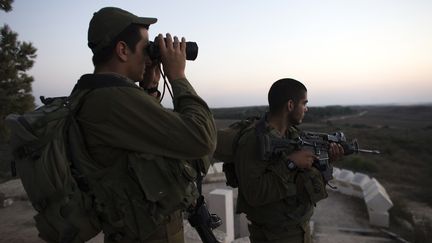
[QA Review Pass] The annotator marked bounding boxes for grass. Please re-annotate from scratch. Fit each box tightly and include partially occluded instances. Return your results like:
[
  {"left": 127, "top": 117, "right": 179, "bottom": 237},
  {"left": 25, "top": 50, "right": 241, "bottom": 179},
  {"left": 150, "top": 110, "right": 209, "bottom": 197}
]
[
  {"left": 335, "top": 155, "right": 378, "bottom": 173},
  {"left": 390, "top": 198, "right": 432, "bottom": 243}
]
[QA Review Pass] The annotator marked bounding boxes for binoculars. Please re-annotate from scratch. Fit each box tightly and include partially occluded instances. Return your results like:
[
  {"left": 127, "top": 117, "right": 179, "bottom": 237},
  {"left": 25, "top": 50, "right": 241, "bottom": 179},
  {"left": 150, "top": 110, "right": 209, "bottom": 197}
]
[{"left": 147, "top": 37, "right": 198, "bottom": 61}]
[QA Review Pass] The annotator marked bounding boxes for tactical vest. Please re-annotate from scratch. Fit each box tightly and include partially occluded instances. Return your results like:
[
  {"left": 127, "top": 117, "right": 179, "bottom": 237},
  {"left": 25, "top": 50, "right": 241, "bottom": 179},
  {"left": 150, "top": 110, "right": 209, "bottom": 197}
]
[
  {"left": 235, "top": 118, "right": 327, "bottom": 231},
  {"left": 73, "top": 74, "right": 201, "bottom": 241}
]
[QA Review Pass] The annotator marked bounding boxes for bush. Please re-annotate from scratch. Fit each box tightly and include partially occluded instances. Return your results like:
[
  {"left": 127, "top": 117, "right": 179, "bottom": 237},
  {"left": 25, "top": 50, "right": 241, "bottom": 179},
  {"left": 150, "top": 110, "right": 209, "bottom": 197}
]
[
  {"left": 0, "top": 142, "right": 12, "bottom": 181},
  {"left": 335, "top": 155, "right": 378, "bottom": 173}
]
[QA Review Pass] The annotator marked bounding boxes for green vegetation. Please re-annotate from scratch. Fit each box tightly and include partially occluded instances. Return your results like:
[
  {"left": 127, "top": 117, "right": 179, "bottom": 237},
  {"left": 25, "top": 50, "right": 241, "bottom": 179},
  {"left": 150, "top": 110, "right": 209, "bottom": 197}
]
[
  {"left": 0, "top": 0, "right": 37, "bottom": 139},
  {"left": 211, "top": 106, "right": 267, "bottom": 120},
  {"left": 0, "top": 0, "right": 36, "bottom": 180},
  {"left": 302, "top": 106, "right": 356, "bottom": 123},
  {"left": 390, "top": 198, "right": 432, "bottom": 243},
  {"left": 336, "top": 155, "right": 378, "bottom": 173},
  {"left": 211, "top": 105, "right": 356, "bottom": 121}
]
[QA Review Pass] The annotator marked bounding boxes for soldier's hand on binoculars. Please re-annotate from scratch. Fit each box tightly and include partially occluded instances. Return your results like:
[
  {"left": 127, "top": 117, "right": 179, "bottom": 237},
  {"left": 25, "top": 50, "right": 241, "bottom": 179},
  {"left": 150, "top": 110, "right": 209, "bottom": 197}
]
[{"left": 157, "top": 33, "right": 186, "bottom": 81}]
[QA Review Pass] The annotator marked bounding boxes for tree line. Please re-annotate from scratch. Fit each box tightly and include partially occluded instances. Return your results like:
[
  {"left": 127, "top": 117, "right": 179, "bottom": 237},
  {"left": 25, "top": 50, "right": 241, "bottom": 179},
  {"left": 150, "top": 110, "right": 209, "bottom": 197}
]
[
  {"left": 211, "top": 105, "right": 356, "bottom": 122},
  {"left": 0, "top": 0, "right": 37, "bottom": 139}
]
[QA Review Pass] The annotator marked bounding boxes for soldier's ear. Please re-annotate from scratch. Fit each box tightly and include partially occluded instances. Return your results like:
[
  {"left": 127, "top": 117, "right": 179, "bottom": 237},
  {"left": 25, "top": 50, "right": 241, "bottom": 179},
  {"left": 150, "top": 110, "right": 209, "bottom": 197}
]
[
  {"left": 287, "top": 100, "right": 295, "bottom": 112},
  {"left": 115, "top": 41, "right": 129, "bottom": 62}
]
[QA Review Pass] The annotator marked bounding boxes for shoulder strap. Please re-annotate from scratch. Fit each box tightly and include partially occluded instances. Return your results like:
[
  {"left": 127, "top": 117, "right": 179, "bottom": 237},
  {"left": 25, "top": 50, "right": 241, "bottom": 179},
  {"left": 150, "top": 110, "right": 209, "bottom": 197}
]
[
  {"left": 254, "top": 115, "right": 267, "bottom": 137},
  {"left": 66, "top": 74, "right": 140, "bottom": 192},
  {"left": 66, "top": 73, "right": 141, "bottom": 170},
  {"left": 72, "top": 73, "right": 140, "bottom": 93},
  {"left": 231, "top": 116, "right": 261, "bottom": 153}
]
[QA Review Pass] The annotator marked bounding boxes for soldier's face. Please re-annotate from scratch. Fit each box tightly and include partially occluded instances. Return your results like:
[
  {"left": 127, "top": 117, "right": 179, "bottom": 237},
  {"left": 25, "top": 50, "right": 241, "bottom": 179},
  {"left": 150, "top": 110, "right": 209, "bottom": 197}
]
[
  {"left": 128, "top": 27, "right": 151, "bottom": 81},
  {"left": 289, "top": 92, "right": 308, "bottom": 125}
]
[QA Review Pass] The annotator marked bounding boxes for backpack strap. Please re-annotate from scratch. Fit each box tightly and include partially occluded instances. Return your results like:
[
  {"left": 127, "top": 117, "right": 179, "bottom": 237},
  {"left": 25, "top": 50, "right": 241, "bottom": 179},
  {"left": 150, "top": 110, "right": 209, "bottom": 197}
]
[
  {"left": 72, "top": 73, "right": 140, "bottom": 92},
  {"left": 231, "top": 116, "right": 261, "bottom": 154},
  {"left": 254, "top": 114, "right": 267, "bottom": 138},
  {"left": 65, "top": 74, "right": 141, "bottom": 193}
]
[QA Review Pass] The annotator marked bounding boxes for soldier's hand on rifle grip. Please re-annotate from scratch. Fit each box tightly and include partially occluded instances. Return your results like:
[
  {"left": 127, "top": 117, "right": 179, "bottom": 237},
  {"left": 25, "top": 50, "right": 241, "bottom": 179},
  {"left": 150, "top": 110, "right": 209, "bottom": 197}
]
[
  {"left": 329, "top": 143, "right": 344, "bottom": 162},
  {"left": 288, "top": 150, "right": 318, "bottom": 169}
]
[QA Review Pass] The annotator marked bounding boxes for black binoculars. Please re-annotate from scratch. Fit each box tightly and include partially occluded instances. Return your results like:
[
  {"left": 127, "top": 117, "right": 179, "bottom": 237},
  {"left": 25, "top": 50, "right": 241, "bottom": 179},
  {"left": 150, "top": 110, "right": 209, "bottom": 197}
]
[{"left": 147, "top": 37, "right": 198, "bottom": 61}]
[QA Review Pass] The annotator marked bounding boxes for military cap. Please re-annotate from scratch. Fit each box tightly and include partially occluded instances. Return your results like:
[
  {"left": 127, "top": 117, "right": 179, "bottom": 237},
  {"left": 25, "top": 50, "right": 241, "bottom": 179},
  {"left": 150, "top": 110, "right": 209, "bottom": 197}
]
[{"left": 88, "top": 7, "right": 157, "bottom": 53}]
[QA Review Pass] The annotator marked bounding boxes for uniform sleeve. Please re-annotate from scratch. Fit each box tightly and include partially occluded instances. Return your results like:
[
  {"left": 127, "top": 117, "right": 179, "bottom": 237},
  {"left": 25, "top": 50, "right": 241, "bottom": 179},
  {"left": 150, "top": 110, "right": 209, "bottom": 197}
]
[
  {"left": 78, "top": 78, "right": 216, "bottom": 159},
  {"left": 235, "top": 132, "right": 297, "bottom": 207}
]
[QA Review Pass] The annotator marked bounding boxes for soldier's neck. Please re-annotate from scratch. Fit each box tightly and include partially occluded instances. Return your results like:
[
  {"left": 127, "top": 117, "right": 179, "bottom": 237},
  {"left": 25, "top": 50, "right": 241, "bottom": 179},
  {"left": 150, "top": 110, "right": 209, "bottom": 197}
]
[{"left": 267, "top": 112, "right": 291, "bottom": 136}]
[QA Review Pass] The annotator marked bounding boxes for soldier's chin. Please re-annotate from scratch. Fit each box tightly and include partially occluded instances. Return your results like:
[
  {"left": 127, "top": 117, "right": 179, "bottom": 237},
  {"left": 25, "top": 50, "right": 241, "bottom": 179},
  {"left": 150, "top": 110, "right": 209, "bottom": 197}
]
[{"left": 292, "top": 120, "right": 301, "bottom": 126}]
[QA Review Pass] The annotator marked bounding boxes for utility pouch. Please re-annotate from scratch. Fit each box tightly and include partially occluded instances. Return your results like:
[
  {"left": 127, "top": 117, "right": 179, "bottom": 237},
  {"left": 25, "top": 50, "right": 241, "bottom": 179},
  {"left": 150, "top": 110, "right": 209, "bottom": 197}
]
[
  {"left": 89, "top": 163, "right": 159, "bottom": 241},
  {"left": 127, "top": 153, "right": 199, "bottom": 216},
  {"left": 300, "top": 168, "right": 328, "bottom": 205}
]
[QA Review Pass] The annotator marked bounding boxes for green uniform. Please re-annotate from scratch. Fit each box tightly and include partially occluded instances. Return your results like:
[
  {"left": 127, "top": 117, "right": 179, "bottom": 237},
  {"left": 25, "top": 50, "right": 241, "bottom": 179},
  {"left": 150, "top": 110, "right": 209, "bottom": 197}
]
[
  {"left": 235, "top": 119, "right": 327, "bottom": 243},
  {"left": 75, "top": 73, "right": 217, "bottom": 242}
]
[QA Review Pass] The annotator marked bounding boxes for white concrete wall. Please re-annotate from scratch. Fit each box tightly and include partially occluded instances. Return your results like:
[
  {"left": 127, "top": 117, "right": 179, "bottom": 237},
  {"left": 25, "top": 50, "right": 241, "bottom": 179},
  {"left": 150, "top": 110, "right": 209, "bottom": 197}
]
[
  {"left": 368, "top": 208, "right": 390, "bottom": 227},
  {"left": 350, "top": 172, "right": 371, "bottom": 198},
  {"left": 341, "top": 169, "right": 393, "bottom": 228},
  {"left": 335, "top": 169, "right": 355, "bottom": 196},
  {"left": 364, "top": 184, "right": 393, "bottom": 212},
  {"left": 209, "top": 189, "right": 235, "bottom": 243}
]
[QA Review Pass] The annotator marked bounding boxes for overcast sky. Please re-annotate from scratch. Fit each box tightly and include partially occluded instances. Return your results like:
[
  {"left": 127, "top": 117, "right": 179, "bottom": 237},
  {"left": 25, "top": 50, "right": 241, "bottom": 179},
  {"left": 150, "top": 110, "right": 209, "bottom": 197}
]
[{"left": 3, "top": 0, "right": 432, "bottom": 108}]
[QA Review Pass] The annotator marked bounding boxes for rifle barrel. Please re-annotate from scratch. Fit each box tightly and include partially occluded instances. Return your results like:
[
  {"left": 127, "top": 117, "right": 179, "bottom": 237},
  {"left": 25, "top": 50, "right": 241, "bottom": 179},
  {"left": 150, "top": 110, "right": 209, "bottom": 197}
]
[{"left": 357, "top": 148, "right": 380, "bottom": 154}]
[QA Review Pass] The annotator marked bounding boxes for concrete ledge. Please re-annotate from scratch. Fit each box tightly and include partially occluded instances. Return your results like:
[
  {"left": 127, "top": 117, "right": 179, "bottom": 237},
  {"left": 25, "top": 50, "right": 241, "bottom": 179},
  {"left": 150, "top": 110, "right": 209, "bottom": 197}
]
[
  {"left": 350, "top": 172, "right": 371, "bottom": 198},
  {"left": 368, "top": 208, "right": 390, "bottom": 227},
  {"left": 330, "top": 168, "right": 393, "bottom": 228},
  {"left": 332, "top": 167, "right": 341, "bottom": 179},
  {"left": 364, "top": 186, "right": 393, "bottom": 212},
  {"left": 325, "top": 167, "right": 340, "bottom": 191},
  {"left": 209, "top": 189, "right": 235, "bottom": 243},
  {"left": 235, "top": 213, "right": 249, "bottom": 239},
  {"left": 363, "top": 178, "right": 385, "bottom": 197},
  {"left": 335, "top": 169, "right": 354, "bottom": 196}
]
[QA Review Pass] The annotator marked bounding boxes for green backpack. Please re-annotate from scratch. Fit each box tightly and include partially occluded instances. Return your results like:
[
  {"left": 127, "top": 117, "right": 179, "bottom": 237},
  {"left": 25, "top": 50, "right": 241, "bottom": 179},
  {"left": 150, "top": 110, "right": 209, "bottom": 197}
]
[
  {"left": 5, "top": 88, "right": 103, "bottom": 243},
  {"left": 213, "top": 117, "right": 261, "bottom": 188}
]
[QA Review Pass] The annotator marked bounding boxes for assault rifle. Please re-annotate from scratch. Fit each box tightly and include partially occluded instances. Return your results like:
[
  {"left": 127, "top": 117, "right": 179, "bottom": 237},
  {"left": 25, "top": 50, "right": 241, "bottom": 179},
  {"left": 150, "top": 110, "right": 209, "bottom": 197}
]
[
  {"left": 258, "top": 131, "right": 380, "bottom": 182},
  {"left": 187, "top": 195, "right": 222, "bottom": 243}
]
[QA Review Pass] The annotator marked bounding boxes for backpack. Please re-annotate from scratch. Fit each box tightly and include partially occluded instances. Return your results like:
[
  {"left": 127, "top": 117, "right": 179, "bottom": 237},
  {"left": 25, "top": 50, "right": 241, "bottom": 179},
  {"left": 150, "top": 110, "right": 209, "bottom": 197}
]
[
  {"left": 213, "top": 117, "right": 261, "bottom": 188},
  {"left": 3, "top": 77, "right": 133, "bottom": 243}
]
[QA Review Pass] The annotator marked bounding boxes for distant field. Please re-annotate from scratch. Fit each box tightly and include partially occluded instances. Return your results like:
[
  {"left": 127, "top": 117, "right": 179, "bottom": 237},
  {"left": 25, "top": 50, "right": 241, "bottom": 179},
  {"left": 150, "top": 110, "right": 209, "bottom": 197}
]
[{"left": 211, "top": 105, "right": 357, "bottom": 123}]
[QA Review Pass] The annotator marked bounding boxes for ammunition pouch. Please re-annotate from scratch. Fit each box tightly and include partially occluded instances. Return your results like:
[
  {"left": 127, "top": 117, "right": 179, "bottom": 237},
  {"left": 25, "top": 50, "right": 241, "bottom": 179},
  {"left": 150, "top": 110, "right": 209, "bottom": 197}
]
[
  {"left": 89, "top": 153, "right": 199, "bottom": 241},
  {"left": 33, "top": 188, "right": 101, "bottom": 243},
  {"left": 296, "top": 168, "right": 328, "bottom": 205}
]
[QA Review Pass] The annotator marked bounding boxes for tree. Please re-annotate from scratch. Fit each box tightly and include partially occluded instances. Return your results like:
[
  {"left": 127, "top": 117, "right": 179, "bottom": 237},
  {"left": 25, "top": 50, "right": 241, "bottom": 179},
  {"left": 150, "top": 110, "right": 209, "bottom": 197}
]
[
  {"left": 0, "top": 0, "right": 37, "bottom": 138},
  {"left": 0, "top": 0, "right": 13, "bottom": 12}
]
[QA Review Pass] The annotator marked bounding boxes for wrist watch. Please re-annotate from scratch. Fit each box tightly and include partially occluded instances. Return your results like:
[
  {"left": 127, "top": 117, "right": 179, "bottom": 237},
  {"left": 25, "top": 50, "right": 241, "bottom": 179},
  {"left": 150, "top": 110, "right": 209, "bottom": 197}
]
[{"left": 285, "top": 159, "right": 297, "bottom": 171}]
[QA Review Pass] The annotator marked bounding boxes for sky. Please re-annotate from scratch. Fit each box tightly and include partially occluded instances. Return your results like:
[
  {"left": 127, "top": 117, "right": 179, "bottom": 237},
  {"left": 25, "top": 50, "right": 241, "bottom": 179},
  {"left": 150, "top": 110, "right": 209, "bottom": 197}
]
[{"left": 2, "top": 0, "right": 432, "bottom": 108}]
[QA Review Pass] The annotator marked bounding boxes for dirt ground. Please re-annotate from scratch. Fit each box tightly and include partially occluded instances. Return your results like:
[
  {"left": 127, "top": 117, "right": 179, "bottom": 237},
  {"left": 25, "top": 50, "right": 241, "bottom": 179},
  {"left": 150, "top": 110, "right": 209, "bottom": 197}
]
[{"left": 0, "top": 178, "right": 403, "bottom": 243}]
